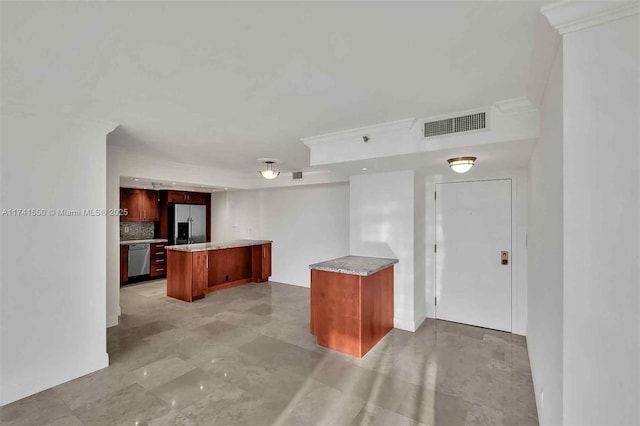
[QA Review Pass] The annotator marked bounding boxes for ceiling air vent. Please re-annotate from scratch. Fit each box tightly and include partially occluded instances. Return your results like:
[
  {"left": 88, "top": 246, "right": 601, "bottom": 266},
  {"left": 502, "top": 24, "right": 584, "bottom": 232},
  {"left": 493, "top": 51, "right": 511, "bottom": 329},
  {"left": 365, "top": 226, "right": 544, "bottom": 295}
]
[
  {"left": 292, "top": 171, "right": 303, "bottom": 180},
  {"left": 424, "top": 111, "right": 486, "bottom": 138}
]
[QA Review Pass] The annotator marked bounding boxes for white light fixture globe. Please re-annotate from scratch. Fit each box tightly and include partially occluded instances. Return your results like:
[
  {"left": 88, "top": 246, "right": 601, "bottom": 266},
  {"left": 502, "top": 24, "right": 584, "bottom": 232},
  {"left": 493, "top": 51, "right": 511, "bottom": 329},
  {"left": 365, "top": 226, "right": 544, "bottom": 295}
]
[
  {"left": 259, "top": 161, "right": 280, "bottom": 179},
  {"left": 447, "top": 157, "right": 476, "bottom": 173}
]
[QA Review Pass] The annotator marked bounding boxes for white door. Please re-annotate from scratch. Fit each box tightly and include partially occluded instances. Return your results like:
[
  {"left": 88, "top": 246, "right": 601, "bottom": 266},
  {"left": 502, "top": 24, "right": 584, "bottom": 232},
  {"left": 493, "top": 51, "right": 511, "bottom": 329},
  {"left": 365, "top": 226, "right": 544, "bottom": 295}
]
[{"left": 435, "top": 179, "right": 512, "bottom": 332}]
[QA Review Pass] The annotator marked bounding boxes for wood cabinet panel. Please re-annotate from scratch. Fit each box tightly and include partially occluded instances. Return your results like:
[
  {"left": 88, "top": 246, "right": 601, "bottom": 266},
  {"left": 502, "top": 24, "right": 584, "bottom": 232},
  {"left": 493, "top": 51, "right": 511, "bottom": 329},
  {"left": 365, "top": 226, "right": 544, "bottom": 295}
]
[
  {"left": 166, "top": 190, "right": 210, "bottom": 205},
  {"left": 192, "top": 252, "right": 208, "bottom": 300},
  {"left": 311, "top": 269, "right": 361, "bottom": 356},
  {"left": 261, "top": 243, "right": 272, "bottom": 280},
  {"left": 167, "top": 242, "right": 272, "bottom": 302},
  {"left": 251, "top": 243, "right": 272, "bottom": 283},
  {"left": 120, "top": 188, "right": 160, "bottom": 222},
  {"left": 150, "top": 242, "right": 166, "bottom": 277},
  {"left": 142, "top": 190, "right": 160, "bottom": 221},
  {"left": 360, "top": 266, "right": 394, "bottom": 356},
  {"left": 150, "top": 263, "right": 166, "bottom": 277},
  {"left": 120, "top": 188, "right": 142, "bottom": 222},
  {"left": 158, "top": 192, "right": 168, "bottom": 239},
  {"left": 167, "top": 251, "right": 193, "bottom": 302},
  {"left": 230, "top": 247, "right": 252, "bottom": 282},
  {"left": 120, "top": 245, "right": 129, "bottom": 283},
  {"left": 188, "top": 192, "right": 208, "bottom": 204},
  {"left": 310, "top": 266, "right": 394, "bottom": 358},
  {"left": 208, "top": 247, "right": 251, "bottom": 287},
  {"left": 208, "top": 248, "right": 227, "bottom": 286},
  {"left": 167, "top": 191, "right": 188, "bottom": 203}
]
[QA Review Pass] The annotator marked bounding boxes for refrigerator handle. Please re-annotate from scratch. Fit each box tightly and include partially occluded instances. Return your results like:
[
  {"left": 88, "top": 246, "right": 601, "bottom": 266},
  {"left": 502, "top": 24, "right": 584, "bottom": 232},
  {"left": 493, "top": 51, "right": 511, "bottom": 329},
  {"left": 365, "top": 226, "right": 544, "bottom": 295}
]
[{"left": 188, "top": 215, "right": 192, "bottom": 243}]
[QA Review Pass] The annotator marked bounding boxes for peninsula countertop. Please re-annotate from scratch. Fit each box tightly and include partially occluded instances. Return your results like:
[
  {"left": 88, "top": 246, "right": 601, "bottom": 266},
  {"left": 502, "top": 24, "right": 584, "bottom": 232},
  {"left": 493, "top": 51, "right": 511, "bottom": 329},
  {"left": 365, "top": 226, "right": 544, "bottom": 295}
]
[
  {"left": 120, "top": 238, "right": 168, "bottom": 245},
  {"left": 166, "top": 239, "right": 273, "bottom": 253},
  {"left": 309, "top": 255, "right": 398, "bottom": 277}
]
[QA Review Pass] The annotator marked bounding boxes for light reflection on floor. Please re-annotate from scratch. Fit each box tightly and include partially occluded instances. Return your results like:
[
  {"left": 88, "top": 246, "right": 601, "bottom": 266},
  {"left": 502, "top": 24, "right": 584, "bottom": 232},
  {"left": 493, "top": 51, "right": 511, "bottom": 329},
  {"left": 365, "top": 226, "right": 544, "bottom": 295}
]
[{"left": 0, "top": 279, "right": 538, "bottom": 425}]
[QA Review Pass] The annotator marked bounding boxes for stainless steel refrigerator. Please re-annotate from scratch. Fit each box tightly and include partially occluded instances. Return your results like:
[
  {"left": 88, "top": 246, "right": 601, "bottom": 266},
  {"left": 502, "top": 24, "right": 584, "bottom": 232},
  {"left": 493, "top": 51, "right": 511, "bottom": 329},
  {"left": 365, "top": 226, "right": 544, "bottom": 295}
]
[{"left": 168, "top": 204, "right": 207, "bottom": 245}]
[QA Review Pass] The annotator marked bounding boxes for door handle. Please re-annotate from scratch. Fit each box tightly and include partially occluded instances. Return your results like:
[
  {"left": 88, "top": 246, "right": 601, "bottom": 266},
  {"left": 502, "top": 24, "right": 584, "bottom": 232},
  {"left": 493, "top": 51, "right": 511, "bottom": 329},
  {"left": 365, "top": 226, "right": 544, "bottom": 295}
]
[{"left": 501, "top": 251, "right": 509, "bottom": 265}]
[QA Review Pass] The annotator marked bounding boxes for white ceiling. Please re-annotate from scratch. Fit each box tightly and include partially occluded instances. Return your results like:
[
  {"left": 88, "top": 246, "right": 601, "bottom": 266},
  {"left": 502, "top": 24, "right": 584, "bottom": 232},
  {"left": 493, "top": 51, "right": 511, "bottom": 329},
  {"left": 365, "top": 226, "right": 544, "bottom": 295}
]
[
  {"left": 323, "top": 140, "right": 537, "bottom": 178},
  {"left": 1, "top": 1, "right": 547, "bottom": 175},
  {"left": 119, "top": 176, "right": 226, "bottom": 193}
]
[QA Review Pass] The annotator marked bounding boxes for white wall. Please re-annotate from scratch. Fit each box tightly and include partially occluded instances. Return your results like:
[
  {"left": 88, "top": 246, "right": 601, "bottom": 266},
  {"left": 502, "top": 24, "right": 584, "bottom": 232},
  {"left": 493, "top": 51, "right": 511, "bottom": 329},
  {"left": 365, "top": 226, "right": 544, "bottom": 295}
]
[
  {"left": 527, "top": 45, "right": 564, "bottom": 426},
  {"left": 413, "top": 172, "right": 426, "bottom": 327},
  {"left": 211, "top": 183, "right": 350, "bottom": 287},
  {"left": 106, "top": 143, "right": 120, "bottom": 327},
  {"left": 424, "top": 169, "right": 529, "bottom": 335},
  {"left": 350, "top": 170, "right": 424, "bottom": 331},
  {"left": 262, "top": 184, "right": 350, "bottom": 287},
  {"left": 562, "top": 15, "right": 639, "bottom": 425},
  {"left": 1, "top": 110, "right": 112, "bottom": 405},
  {"left": 210, "top": 190, "right": 263, "bottom": 241}
]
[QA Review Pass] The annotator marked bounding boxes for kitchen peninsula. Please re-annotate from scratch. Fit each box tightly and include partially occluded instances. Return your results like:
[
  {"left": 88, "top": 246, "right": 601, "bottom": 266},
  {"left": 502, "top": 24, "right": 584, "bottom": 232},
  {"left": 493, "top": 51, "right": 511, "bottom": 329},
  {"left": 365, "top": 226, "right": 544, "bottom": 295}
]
[
  {"left": 166, "top": 239, "right": 272, "bottom": 302},
  {"left": 310, "top": 255, "right": 398, "bottom": 358}
]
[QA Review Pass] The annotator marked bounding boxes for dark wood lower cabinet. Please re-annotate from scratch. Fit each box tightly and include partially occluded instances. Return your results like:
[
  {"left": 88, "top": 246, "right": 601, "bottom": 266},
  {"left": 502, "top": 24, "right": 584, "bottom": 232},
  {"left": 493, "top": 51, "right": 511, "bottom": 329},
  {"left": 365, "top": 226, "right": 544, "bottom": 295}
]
[
  {"left": 120, "top": 245, "right": 128, "bottom": 283},
  {"left": 310, "top": 265, "right": 394, "bottom": 358},
  {"left": 167, "top": 243, "right": 272, "bottom": 302},
  {"left": 209, "top": 247, "right": 252, "bottom": 288},
  {"left": 192, "top": 251, "right": 208, "bottom": 300},
  {"left": 150, "top": 243, "right": 167, "bottom": 278}
]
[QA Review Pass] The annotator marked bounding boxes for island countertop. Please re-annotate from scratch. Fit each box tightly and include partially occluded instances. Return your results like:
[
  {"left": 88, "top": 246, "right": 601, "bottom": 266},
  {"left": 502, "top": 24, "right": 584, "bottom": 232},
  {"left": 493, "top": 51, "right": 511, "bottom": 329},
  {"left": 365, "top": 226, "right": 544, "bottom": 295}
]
[
  {"left": 166, "top": 239, "right": 273, "bottom": 253},
  {"left": 120, "top": 238, "right": 168, "bottom": 245},
  {"left": 309, "top": 255, "right": 398, "bottom": 277}
]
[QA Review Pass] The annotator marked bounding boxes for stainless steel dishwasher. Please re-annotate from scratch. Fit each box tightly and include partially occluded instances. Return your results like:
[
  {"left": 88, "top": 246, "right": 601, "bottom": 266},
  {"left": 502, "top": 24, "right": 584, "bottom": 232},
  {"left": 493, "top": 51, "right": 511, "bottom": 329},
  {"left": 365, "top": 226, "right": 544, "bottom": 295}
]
[{"left": 128, "top": 243, "right": 150, "bottom": 277}]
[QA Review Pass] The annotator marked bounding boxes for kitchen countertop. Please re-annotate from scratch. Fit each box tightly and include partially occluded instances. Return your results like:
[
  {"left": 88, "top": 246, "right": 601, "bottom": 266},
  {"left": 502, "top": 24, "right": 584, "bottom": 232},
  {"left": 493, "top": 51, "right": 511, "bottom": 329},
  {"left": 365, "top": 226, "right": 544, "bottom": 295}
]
[
  {"left": 166, "top": 239, "right": 272, "bottom": 252},
  {"left": 120, "top": 238, "right": 168, "bottom": 245},
  {"left": 309, "top": 255, "right": 398, "bottom": 276}
]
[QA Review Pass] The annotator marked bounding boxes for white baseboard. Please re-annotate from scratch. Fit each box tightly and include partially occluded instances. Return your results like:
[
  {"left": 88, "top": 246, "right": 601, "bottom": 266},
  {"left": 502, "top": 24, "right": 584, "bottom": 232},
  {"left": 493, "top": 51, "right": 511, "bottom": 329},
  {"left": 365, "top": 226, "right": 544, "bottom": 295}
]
[
  {"left": 414, "top": 314, "right": 427, "bottom": 331},
  {"left": 0, "top": 352, "right": 109, "bottom": 406},
  {"left": 107, "top": 314, "right": 119, "bottom": 328},
  {"left": 106, "top": 304, "right": 121, "bottom": 328},
  {"left": 394, "top": 316, "right": 417, "bottom": 332}
]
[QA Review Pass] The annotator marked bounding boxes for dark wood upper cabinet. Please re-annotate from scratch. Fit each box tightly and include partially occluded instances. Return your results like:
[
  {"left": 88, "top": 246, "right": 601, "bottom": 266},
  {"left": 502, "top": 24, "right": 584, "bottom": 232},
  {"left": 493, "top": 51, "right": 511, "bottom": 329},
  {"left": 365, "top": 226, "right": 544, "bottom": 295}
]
[
  {"left": 188, "top": 192, "right": 208, "bottom": 204},
  {"left": 142, "top": 190, "right": 160, "bottom": 222},
  {"left": 167, "top": 191, "right": 188, "bottom": 203},
  {"left": 120, "top": 188, "right": 143, "bottom": 222},
  {"left": 120, "top": 188, "right": 159, "bottom": 222},
  {"left": 166, "top": 190, "right": 209, "bottom": 205}
]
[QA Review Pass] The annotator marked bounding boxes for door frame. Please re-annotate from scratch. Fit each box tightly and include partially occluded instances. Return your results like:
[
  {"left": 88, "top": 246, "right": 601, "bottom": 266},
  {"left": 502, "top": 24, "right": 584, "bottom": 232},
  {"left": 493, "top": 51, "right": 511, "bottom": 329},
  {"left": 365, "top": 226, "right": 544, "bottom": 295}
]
[
  {"left": 424, "top": 171, "right": 527, "bottom": 335},
  {"left": 434, "top": 178, "right": 513, "bottom": 331}
]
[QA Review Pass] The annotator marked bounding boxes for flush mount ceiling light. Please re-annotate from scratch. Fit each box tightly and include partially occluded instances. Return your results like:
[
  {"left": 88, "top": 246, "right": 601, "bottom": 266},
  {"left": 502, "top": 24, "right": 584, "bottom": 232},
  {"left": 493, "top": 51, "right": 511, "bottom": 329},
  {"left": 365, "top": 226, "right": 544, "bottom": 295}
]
[
  {"left": 257, "top": 158, "right": 282, "bottom": 180},
  {"left": 447, "top": 156, "right": 477, "bottom": 173},
  {"left": 259, "top": 161, "right": 280, "bottom": 179}
]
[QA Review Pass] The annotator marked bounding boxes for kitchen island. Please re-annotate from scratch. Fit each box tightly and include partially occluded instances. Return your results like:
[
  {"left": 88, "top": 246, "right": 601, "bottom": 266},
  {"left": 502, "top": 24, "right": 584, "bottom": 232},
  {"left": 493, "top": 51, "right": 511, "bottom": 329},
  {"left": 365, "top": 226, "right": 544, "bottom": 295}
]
[
  {"left": 166, "top": 239, "right": 272, "bottom": 302},
  {"left": 309, "top": 255, "right": 398, "bottom": 357}
]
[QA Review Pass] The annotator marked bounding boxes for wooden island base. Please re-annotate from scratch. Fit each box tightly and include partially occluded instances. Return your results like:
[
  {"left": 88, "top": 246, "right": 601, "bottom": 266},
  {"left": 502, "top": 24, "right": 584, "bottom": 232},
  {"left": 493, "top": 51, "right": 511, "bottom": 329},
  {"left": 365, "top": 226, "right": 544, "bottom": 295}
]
[
  {"left": 166, "top": 241, "right": 271, "bottom": 302},
  {"left": 310, "top": 264, "right": 394, "bottom": 358}
]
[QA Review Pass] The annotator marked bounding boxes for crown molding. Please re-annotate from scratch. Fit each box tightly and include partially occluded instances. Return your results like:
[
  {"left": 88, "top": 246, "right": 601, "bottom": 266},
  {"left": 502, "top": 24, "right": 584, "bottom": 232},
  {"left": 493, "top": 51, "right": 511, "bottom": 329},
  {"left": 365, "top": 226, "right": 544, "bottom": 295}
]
[
  {"left": 1, "top": 100, "right": 119, "bottom": 134},
  {"left": 301, "top": 118, "right": 415, "bottom": 147},
  {"left": 541, "top": 0, "right": 640, "bottom": 35},
  {"left": 495, "top": 97, "right": 538, "bottom": 114}
]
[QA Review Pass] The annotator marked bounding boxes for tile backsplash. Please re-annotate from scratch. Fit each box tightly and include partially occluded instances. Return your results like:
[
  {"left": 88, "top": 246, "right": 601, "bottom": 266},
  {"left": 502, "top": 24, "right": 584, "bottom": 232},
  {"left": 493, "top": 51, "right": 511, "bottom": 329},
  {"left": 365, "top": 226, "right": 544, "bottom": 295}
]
[{"left": 120, "top": 222, "right": 155, "bottom": 240}]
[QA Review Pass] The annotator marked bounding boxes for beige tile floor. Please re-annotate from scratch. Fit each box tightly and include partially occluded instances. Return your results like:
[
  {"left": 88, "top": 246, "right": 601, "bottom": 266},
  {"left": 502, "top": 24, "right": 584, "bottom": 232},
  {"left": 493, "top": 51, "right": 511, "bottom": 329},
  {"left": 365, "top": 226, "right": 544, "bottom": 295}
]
[{"left": 0, "top": 280, "right": 538, "bottom": 426}]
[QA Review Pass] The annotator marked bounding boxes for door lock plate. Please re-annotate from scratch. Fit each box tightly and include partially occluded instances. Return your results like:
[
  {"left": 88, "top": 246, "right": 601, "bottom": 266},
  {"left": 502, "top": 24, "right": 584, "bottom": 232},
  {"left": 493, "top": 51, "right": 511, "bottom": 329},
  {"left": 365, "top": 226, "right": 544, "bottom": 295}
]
[{"left": 501, "top": 251, "right": 509, "bottom": 265}]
